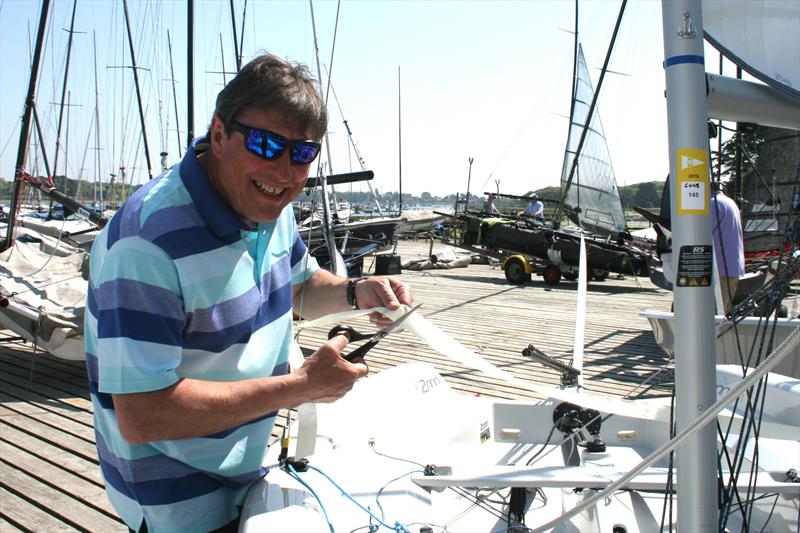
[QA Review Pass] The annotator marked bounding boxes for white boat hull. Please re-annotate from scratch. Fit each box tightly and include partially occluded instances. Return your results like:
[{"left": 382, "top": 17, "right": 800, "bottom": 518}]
[
  {"left": 640, "top": 309, "right": 800, "bottom": 379},
  {"left": 241, "top": 362, "right": 799, "bottom": 532}
]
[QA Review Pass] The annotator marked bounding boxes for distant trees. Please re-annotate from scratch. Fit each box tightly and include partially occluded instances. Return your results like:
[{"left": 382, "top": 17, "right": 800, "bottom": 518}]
[
  {"left": 0, "top": 175, "right": 143, "bottom": 206},
  {"left": 0, "top": 176, "right": 665, "bottom": 210},
  {"left": 632, "top": 181, "right": 660, "bottom": 208},
  {"left": 709, "top": 122, "right": 767, "bottom": 199},
  {"left": 533, "top": 182, "right": 663, "bottom": 208}
]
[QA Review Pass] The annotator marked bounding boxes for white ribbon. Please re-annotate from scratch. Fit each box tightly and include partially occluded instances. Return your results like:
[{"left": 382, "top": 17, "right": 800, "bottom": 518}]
[{"left": 295, "top": 306, "right": 670, "bottom": 422}]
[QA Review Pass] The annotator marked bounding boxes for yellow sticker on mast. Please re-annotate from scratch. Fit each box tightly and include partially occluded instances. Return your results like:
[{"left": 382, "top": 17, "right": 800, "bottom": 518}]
[{"left": 676, "top": 148, "right": 709, "bottom": 215}]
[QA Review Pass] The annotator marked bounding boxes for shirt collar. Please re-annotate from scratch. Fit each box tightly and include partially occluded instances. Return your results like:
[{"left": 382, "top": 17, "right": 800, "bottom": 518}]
[{"left": 180, "top": 135, "right": 250, "bottom": 237}]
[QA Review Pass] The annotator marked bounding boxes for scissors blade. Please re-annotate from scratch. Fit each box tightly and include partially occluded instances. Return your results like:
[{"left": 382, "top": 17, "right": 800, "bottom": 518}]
[{"left": 370, "top": 303, "right": 422, "bottom": 342}]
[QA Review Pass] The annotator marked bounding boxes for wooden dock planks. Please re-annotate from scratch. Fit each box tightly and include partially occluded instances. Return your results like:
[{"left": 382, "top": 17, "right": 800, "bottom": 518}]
[{"left": 0, "top": 238, "right": 674, "bottom": 530}]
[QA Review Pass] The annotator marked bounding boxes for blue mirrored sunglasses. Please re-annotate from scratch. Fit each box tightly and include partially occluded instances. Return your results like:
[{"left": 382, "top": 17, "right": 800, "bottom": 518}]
[{"left": 229, "top": 120, "right": 321, "bottom": 165}]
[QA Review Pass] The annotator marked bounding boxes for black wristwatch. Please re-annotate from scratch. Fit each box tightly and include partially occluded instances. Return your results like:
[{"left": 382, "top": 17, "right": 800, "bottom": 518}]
[{"left": 347, "top": 277, "right": 367, "bottom": 310}]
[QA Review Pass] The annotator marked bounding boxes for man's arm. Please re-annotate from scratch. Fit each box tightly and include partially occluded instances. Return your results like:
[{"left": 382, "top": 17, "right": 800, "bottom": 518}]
[
  {"left": 113, "top": 333, "right": 364, "bottom": 444},
  {"left": 114, "top": 271, "right": 412, "bottom": 444}
]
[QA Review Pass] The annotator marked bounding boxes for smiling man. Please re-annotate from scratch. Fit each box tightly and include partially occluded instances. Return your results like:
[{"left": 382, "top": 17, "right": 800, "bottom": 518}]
[{"left": 85, "top": 53, "right": 413, "bottom": 533}]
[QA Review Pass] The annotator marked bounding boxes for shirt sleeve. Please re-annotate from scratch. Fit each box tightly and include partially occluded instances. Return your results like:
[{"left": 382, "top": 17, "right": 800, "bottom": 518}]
[{"left": 90, "top": 236, "right": 184, "bottom": 394}]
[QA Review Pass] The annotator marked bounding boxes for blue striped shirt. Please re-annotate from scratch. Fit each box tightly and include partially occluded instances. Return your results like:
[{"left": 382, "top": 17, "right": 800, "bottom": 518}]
[{"left": 85, "top": 139, "right": 318, "bottom": 532}]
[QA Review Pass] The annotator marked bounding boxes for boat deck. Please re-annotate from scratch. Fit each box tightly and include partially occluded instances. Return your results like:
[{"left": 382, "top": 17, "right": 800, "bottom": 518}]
[{"left": 0, "top": 238, "right": 674, "bottom": 531}]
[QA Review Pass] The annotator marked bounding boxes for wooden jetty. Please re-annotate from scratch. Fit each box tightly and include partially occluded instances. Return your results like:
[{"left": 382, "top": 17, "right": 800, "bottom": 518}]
[{"left": 0, "top": 238, "right": 674, "bottom": 531}]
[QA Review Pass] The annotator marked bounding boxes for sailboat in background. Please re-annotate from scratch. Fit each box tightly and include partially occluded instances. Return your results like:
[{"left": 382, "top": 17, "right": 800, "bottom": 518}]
[
  {"left": 445, "top": 4, "right": 652, "bottom": 286},
  {"left": 297, "top": 172, "right": 404, "bottom": 268},
  {"left": 559, "top": 44, "right": 626, "bottom": 236},
  {"left": 0, "top": 0, "right": 189, "bottom": 360},
  {"left": 299, "top": 9, "right": 405, "bottom": 276}
]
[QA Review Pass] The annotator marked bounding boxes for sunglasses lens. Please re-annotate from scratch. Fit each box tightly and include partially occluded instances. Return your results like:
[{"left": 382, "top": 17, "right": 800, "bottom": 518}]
[
  {"left": 246, "top": 129, "right": 286, "bottom": 160},
  {"left": 292, "top": 142, "right": 321, "bottom": 165}
]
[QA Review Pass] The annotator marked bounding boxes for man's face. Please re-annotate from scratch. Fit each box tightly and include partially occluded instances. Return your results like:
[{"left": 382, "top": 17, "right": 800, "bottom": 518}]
[{"left": 208, "top": 107, "right": 315, "bottom": 223}]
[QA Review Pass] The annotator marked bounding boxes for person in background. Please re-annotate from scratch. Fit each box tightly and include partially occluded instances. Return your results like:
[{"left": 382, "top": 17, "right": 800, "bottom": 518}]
[
  {"left": 522, "top": 193, "right": 545, "bottom": 222},
  {"left": 85, "top": 53, "right": 413, "bottom": 533},
  {"left": 710, "top": 181, "right": 744, "bottom": 315},
  {"left": 482, "top": 193, "right": 501, "bottom": 215}
]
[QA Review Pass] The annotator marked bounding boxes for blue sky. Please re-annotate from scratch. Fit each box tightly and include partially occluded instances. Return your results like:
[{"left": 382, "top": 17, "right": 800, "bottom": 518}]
[{"left": 0, "top": 0, "right": 744, "bottom": 198}]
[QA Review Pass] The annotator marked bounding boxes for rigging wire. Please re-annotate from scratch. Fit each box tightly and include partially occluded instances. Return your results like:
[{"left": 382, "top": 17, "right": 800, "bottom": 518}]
[
  {"left": 374, "top": 469, "right": 425, "bottom": 523},
  {"left": 658, "top": 388, "right": 676, "bottom": 533},
  {"left": 698, "top": 123, "right": 800, "bottom": 530},
  {"left": 707, "top": 127, "right": 800, "bottom": 530}
]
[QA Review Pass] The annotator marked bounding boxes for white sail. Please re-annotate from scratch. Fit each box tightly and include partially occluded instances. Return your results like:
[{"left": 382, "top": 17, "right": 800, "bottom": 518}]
[
  {"left": 703, "top": 0, "right": 800, "bottom": 99},
  {"left": 560, "top": 44, "right": 626, "bottom": 235}
]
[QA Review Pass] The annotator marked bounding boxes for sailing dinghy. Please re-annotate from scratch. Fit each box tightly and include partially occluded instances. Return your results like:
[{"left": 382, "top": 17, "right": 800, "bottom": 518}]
[{"left": 241, "top": 239, "right": 799, "bottom": 532}]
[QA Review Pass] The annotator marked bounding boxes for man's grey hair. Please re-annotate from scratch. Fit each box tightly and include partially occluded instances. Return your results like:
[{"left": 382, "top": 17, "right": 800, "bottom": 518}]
[{"left": 213, "top": 53, "right": 328, "bottom": 139}]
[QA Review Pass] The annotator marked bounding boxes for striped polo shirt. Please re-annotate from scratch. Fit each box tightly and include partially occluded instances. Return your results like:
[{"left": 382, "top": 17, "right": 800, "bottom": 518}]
[{"left": 84, "top": 139, "right": 318, "bottom": 532}]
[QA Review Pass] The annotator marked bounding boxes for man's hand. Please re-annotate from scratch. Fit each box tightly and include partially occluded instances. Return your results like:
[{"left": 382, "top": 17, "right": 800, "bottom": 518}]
[
  {"left": 355, "top": 276, "right": 414, "bottom": 328},
  {"left": 291, "top": 269, "right": 414, "bottom": 323},
  {"left": 296, "top": 334, "right": 369, "bottom": 403}
]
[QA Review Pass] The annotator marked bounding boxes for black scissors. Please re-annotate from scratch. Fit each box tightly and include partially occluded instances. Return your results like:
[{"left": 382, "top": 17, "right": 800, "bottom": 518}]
[{"left": 327, "top": 304, "right": 422, "bottom": 363}]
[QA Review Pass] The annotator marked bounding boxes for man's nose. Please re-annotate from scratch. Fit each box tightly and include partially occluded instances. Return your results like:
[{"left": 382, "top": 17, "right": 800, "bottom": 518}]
[{"left": 270, "top": 151, "right": 295, "bottom": 182}]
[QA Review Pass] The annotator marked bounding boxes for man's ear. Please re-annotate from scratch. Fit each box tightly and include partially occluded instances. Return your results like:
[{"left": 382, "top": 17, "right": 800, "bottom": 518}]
[{"left": 209, "top": 116, "right": 226, "bottom": 157}]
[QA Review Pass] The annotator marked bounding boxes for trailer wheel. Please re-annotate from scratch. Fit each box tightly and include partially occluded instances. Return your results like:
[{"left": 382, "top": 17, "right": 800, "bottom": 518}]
[
  {"left": 543, "top": 264, "right": 562, "bottom": 285},
  {"left": 504, "top": 258, "right": 528, "bottom": 285},
  {"left": 563, "top": 271, "right": 579, "bottom": 281},
  {"left": 591, "top": 269, "right": 609, "bottom": 281}
]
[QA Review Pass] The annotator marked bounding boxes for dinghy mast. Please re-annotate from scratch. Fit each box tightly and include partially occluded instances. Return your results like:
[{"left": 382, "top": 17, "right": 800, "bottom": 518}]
[
  {"left": 187, "top": 0, "right": 195, "bottom": 148},
  {"left": 166, "top": 30, "right": 183, "bottom": 158},
  {"left": 3, "top": 0, "right": 51, "bottom": 253},
  {"left": 309, "top": 0, "right": 345, "bottom": 276},
  {"left": 661, "top": 0, "right": 718, "bottom": 528},
  {"left": 50, "top": 0, "right": 79, "bottom": 186},
  {"left": 121, "top": 0, "right": 153, "bottom": 180},
  {"left": 554, "top": 0, "right": 627, "bottom": 230}
]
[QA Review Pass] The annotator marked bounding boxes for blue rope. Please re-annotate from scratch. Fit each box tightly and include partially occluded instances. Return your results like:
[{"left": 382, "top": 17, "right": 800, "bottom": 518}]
[
  {"left": 305, "top": 464, "right": 412, "bottom": 532},
  {"left": 285, "top": 464, "right": 335, "bottom": 533}
]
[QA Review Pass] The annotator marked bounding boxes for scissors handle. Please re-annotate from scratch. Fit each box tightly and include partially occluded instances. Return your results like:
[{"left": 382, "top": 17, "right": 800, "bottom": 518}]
[
  {"left": 327, "top": 325, "right": 373, "bottom": 342},
  {"left": 327, "top": 325, "right": 376, "bottom": 363}
]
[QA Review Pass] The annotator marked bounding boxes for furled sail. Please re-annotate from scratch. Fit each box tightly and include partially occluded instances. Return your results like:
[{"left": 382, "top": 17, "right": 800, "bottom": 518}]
[
  {"left": 703, "top": 0, "right": 800, "bottom": 100},
  {"left": 560, "top": 44, "right": 626, "bottom": 236}
]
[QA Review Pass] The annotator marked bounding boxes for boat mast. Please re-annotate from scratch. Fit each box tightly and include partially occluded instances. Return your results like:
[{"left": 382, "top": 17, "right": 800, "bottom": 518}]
[
  {"left": 398, "top": 66, "right": 403, "bottom": 214},
  {"left": 565, "top": 0, "right": 579, "bottom": 213},
  {"left": 219, "top": 33, "right": 228, "bottom": 85},
  {"left": 309, "top": 0, "right": 344, "bottom": 276},
  {"left": 568, "top": 0, "right": 578, "bottom": 133},
  {"left": 51, "top": 0, "right": 79, "bottom": 188},
  {"left": 554, "top": 0, "right": 627, "bottom": 223},
  {"left": 239, "top": 0, "right": 248, "bottom": 66},
  {"left": 93, "top": 31, "right": 105, "bottom": 208},
  {"left": 465, "top": 157, "right": 474, "bottom": 211},
  {"left": 167, "top": 30, "right": 183, "bottom": 158},
  {"left": 3, "top": 0, "right": 51, "bottom": 253},
  {"left": 187, "top": 0, "right": 195, "bottom": 148},
  {"left": 121, "top": 0, "right": 153, "bottom": 180},
  {"left": 229, "top": 0, "right": 241, "bottom": 71},
  {"left": 340, "top": 117, "right": 384, "bottom": 216},
  {"left": 661, "top": 0, "right": 718, "bottom": 529}
]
